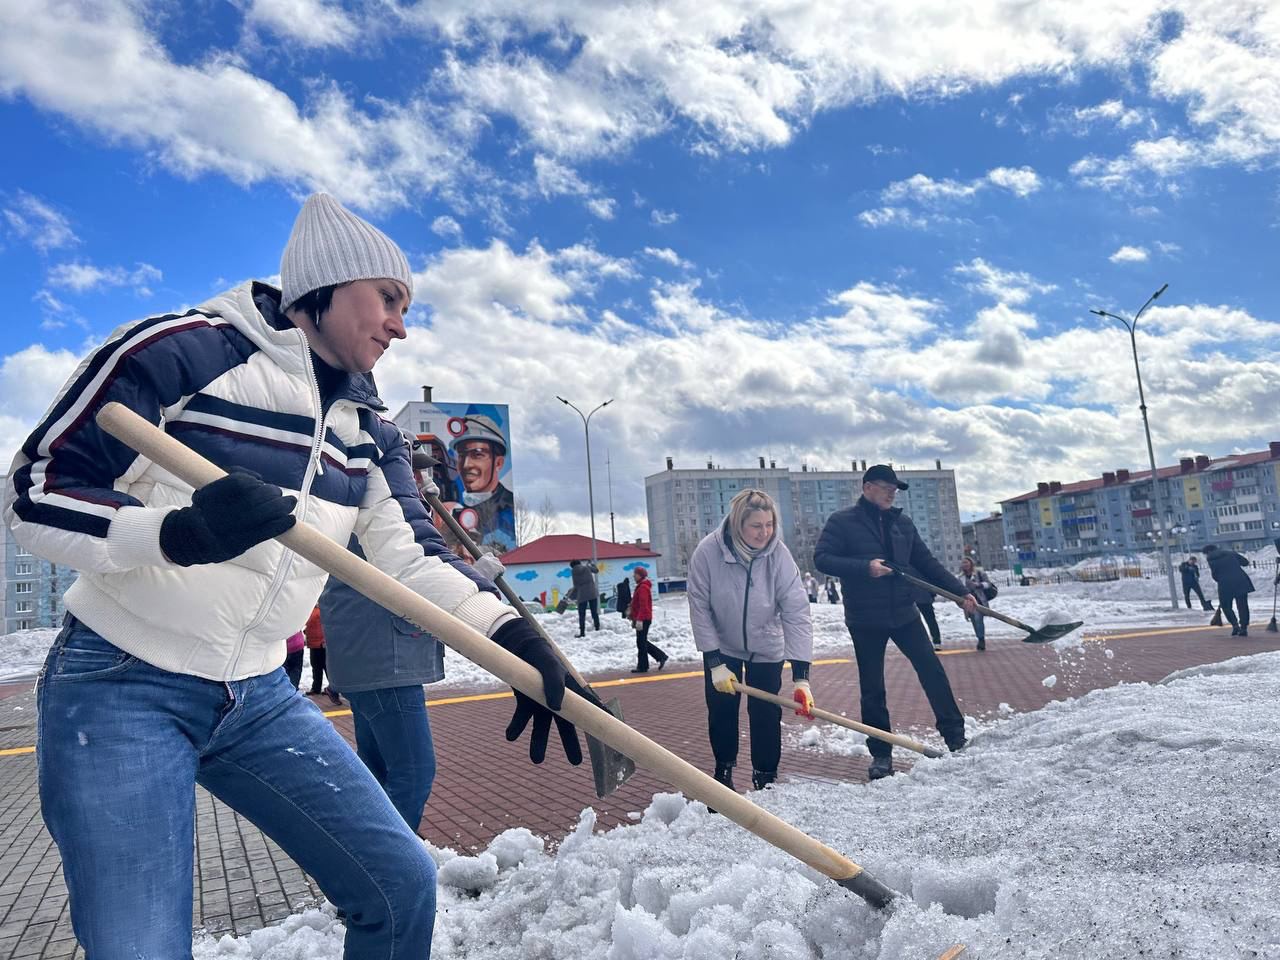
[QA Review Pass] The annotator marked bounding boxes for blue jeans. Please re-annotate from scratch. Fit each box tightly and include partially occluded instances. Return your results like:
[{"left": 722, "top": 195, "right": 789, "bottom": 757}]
[
  {"left": 970, "top": 612, "right": 986, "bottom": 643},
  {"left": 37, "top": 617, "right": 435, "bottom": 959},
  {"left": 345, "top": 687, "right": 436, "bottom": 831}
]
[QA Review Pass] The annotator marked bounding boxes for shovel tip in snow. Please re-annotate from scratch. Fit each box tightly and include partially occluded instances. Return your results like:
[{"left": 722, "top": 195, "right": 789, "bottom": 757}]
[{"left": 835, "top": 869, "right": 900, "bottom": 910}]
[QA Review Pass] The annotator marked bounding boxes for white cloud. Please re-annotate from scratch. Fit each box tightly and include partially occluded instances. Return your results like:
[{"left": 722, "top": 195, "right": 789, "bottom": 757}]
[
  {"left": 1056, "top": 98, "right": 1152, "bottom": 133},
  {"left": 857, "top": 206, "right": 931, "bottom": 229},
  {"left": 430, "top": 215, "right": 463, "bottom": 241},
  {"left": 1109, "top": 245, "right": 1149, "bottom": 263},
  {"left": 46, "top": 261, "right": 162, "bottom": 295},
  {"left": 985, "top": 165, "right": 1042, "bottom": 197},
  {"left": 879, "top": 165, "right": 1041, "bottom": 206},
  {"left": 0, "top": 0, "right": 466, "bottom": 210},
  {"left": 532, "top": 155, "right": 616, "bottom": 220},
  {"left": 643, "top": 247, "right": 689, "bottom": 268},
  {"left": 954, "top": 258, "right": 1056, "bottom": 305},
  {"left": 241, "top": 0, "right": 358, "bottom": 48},
  {"left": 2, "top": 192, "right": 78, "bottom": 251},
  {"left": 650, "top": 209, "right": 678, "bottom": 226},
  {"left": 0, "top": 344, "right": 82, "bottom": 460}
]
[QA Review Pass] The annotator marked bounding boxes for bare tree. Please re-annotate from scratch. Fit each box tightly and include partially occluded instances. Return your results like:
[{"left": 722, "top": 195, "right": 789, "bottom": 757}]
[{"left": 516, "top": 493, "right": 559, "bottom": 545}]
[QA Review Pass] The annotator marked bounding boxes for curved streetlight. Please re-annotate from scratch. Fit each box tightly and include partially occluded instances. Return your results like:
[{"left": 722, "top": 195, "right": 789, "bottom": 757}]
[
  {"left": 556, "top": 396, "right": 613, "bottom": 573},
  {"left": 1091, "top": 283, "right": 1179, "bottom": 610}
]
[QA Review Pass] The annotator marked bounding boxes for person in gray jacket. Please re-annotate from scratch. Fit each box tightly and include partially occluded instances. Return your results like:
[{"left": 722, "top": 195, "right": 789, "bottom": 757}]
[
  {"left": 570, "top": 559, "right": 601, "bottom": 636},
  {"left": 688, "top": 488, "right": 814, "bottom": 793},
  {"left": 320, "top": 451, "right": 506, "bottom": 831}
]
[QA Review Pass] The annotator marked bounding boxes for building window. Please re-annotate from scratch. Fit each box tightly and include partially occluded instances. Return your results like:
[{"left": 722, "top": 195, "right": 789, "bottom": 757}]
[
  {"left": 419, "top": 420, "right": 430, "bottom": 432},
  {"left": 14, "top": 546, "right": 31, "bottom": 557},
  {"left": 15, "top": 562, "right": 32, "bottom": 575},
  {"left": 17, "top": 619, "right": 32, "bottom": 630},
  {"left": 15, "top": 582, "right": 33, "bottom": 594},
  {"left": 15, "top": 601, "right": 33, "bottom": 613}
]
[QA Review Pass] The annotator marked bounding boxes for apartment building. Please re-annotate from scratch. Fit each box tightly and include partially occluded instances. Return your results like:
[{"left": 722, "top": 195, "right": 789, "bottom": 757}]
[
  {"left": 999, "top": 443, "right": 1280, "bottom": 565},
  {"left": 646, "top": 458, "right": 964, "bottom": 579}
]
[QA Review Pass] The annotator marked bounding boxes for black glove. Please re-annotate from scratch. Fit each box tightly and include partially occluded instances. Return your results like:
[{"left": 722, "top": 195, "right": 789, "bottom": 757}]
[
  {"left": 492, "top": 620, "right": 582, "bottom": 765},
  {"left": 160, "top": 469, "right": 297, "bottom": 567}
]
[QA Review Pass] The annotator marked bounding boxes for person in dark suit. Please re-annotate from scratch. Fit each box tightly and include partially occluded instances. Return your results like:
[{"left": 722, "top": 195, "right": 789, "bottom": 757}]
[{"left": 815, "top": 464, "right": 977, "bottom": 780}]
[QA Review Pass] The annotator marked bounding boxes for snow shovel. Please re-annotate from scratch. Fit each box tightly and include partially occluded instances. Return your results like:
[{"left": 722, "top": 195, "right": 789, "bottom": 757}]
[
  {"left": 98, "top": 403, "right": 901, "bottom": 910},
  {"left": 421, "top": 485, "right": 636, "bottom": 798},
  {"left": 737, "top": 683, "right": 945, "bottom": 759},
  {"left": 883, "top": 562, "right": 1083, "bottom": 644},
  {"left": 1267, "top": 579, "right": 1278, "bottom": 633},
  {"left": 1210, "top": 606, "right": 1224, "bottom": 627}
]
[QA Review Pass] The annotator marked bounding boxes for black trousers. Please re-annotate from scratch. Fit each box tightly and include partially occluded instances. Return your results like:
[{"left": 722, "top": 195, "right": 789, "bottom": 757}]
[
  {"left": 284, "top": 648, "right": 304, "bottom": 689},
  {"left": 917, "top": 602, "right": 941, "bottom": 644},
  {"left": 308, "top": 647, "right": 328, "bottom": 693},
  {"left": 634, "top": 621, "right": 667, "bottom": 670},
  {"left": 1221, "top": 593, "right": 1251, "bottom": 629},
  {"left": 849, "top": 617, "right": 965, "bottom": 758},
  {"left": 1183, "top": 581, "right": 1208, "bottom": 608},
  {"left": 577, "top": 598, "right": 600, "bottom": 633},
  {"left": 703, "top": 656, "right": 784, "bottom": 774}
]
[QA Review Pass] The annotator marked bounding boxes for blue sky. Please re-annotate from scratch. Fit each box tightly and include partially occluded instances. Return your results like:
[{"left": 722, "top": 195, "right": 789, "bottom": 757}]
[{"left": 2, "top": 0, "right": 1278, "bottom": 538}]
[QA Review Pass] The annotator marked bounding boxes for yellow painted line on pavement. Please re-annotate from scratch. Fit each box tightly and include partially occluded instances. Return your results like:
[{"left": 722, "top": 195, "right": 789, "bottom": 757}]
[{"left": 0, "top": 629, "right": 1236, "bottom": 757}]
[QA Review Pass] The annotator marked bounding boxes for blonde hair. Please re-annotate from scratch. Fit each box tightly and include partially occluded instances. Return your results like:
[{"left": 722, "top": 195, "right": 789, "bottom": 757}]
[{"left": 728, "top": 488, "right": 779, "bottom": 557}]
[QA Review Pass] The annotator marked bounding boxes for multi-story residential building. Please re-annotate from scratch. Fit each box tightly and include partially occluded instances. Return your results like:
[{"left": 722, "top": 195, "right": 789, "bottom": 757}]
[
  {"left": 2, "top": 474, "right": 73, "bottom": 633},
  {"left": 646, "top": 458, "right": 964, "bottom": 579},
  {"left": 999, "top": 443, "right": 1280, "bottom": 566},
  {"left": 962, "top": 513, "right": 1006, "bottom": 569}
]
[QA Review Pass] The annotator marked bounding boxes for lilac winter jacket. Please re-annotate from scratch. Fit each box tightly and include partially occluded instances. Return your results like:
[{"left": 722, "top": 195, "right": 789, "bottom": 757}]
[{"left": 687, "top": 522, "right": 813, "bottom": 664}]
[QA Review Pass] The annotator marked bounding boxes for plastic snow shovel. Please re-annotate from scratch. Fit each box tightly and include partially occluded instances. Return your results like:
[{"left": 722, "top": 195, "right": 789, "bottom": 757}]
[
  {"left": 1267, "top": 578, "right": 1278, "bottom": 633},
  {"left": 98, "top": 403, "right": 901, "bottom": 910},
  {"left": 737, "top": 683, "right": 945, "bottom": 759},
  {"left": 420, "top": 486, "right": 636, "bottom": 798},
  {"left": 883, "top": 562, "right": 1083, "bottom": 644}
]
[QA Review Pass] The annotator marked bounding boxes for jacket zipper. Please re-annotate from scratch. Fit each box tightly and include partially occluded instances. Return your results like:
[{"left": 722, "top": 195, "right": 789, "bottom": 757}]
[
  {"left": 740, "top": 556, "right": 754, "bottom": 657},
  {"left": 228, "top": 332, "right": 326, "bottom": 677}
]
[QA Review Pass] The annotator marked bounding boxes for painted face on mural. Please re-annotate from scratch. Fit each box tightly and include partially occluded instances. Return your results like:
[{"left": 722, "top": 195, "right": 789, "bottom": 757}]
[{"left": 457, "top": 439, "right": 504, "bottom": 493}]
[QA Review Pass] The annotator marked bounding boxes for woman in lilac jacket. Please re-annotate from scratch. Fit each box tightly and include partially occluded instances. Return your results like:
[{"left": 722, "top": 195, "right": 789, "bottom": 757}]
[{"left": 687, "top": 488, "right": 814, "bottom": 793}]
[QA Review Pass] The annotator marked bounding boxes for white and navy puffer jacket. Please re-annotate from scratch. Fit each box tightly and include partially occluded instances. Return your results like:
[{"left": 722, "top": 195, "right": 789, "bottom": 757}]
[{"left": 3, "top": 281, "right": 515, "bottom": 681}]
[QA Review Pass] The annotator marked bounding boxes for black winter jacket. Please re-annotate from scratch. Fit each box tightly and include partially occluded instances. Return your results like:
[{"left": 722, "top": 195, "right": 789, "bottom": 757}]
[
  {"left": 1206, "top": 550, "right": 1255, "bottom": 597},
  {"left": 814, "top": 497, "right": 970, "bottom": 627}
]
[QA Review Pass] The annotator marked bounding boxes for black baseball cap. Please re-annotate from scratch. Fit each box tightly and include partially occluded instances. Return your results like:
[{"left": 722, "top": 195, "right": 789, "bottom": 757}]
[{"left": 863, "top": 464, "right": 908, "bottom": 490}]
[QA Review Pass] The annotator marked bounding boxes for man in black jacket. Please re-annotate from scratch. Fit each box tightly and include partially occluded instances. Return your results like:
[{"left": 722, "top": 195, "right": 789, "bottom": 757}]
[
  {"left": 1204, "top": 544, "right": 1255, "bottom": 636},
  {"left": 815, "top": 465, "right": 977, "bottom": 779}
]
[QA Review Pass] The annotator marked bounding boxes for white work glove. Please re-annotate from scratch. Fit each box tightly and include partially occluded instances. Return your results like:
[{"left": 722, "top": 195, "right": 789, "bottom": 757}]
[
  {"left": 473, "top": 553, "right": 505, "bottom": 582},
  {"left": 710, "top": 663, "right": 737, "bottom": 694},
  {"left": 792, "top": 679, "right": 814, "bottom": 717}
]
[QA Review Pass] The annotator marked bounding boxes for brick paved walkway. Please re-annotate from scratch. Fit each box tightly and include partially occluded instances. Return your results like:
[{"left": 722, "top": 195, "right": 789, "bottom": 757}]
[{"left": 0, "top": 621, "right": 1275, "bottom": 956}]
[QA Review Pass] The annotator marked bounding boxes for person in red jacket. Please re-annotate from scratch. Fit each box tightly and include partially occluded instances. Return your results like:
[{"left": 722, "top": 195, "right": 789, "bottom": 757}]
[
  {"left": 304, "top": 605, "right": 341, "bottom": 705},
  {"left": 627, "top": 567, "right": 667, "bottom": 673}
]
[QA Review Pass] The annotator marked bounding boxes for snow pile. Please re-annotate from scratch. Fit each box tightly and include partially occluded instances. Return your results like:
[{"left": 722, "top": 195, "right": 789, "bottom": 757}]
[
  {"left": 0, "top": 628, "right": 60, "bottom": 680},
  {"left": 195, "top": 651, "right": 1280, "bottom": 958}
]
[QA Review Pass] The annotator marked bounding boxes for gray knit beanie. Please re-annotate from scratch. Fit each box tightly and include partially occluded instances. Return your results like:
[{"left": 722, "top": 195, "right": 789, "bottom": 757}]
[{"left": 280, "top": 194, "right": 413, "bottom": 310}]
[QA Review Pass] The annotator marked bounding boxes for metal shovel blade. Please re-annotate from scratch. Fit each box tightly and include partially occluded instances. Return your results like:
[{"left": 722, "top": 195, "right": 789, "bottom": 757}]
[
  {"left": 586, "top": 697, "right": 637, "bottom": 797},
  {"left": 1023, "top": 621, "right": 1084, "bottom": 644}
]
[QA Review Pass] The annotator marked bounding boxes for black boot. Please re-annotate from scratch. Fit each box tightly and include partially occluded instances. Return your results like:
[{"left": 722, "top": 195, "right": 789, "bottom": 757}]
[
  {"left": 867, "top": 756, "right": 894, "bottom": 780},
  {"left": 713, "top": 763, "right": 736, "bottom": 790},
  {"left": 1239, "top": 627, "right": 1249, "bottom": 637},
  {"left": 1231, "top": 626, "right": 1241, "bottom": 636},
  {"left": 708, "top": 763, "right": 735, "bottom": 814},
  {"left": 751, "top": 769, "right": 777, "bottom": 791}
]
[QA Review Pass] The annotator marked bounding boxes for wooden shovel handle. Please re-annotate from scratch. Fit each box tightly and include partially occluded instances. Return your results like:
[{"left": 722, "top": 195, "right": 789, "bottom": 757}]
[
  {"left": 738, "top": 683, "right": 945, "bottom": 759},
  {"left": 97, "top": 403, "right": 891, "bottom": 897}
]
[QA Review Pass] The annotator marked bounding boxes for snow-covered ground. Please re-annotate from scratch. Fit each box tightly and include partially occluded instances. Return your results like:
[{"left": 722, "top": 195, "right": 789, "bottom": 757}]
[
  {"left": 0, "top": 569, "right": 1251, "bottom": 686},
  {"left": 193, "top": 651, "right": 1280, "bottom": 958}
]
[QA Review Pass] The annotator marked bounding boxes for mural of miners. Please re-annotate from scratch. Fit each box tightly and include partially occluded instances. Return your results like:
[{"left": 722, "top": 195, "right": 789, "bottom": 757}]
[{"left": 448, "top": 413, "right": 516, "bottom": 552}]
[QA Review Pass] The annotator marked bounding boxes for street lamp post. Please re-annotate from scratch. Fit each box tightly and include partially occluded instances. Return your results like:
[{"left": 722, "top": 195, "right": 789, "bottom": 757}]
[
  {"left": 556, "top": 396, "right": 613, "bottom": 574},
  {"left": 1091, "top": 283, "right": 1180, "bottom": 611}
]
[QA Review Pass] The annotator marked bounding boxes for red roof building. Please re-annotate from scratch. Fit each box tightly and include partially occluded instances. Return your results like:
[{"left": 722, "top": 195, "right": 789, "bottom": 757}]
[{"left": 500, "top": 534, "right": 659, "bottom": 565}]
